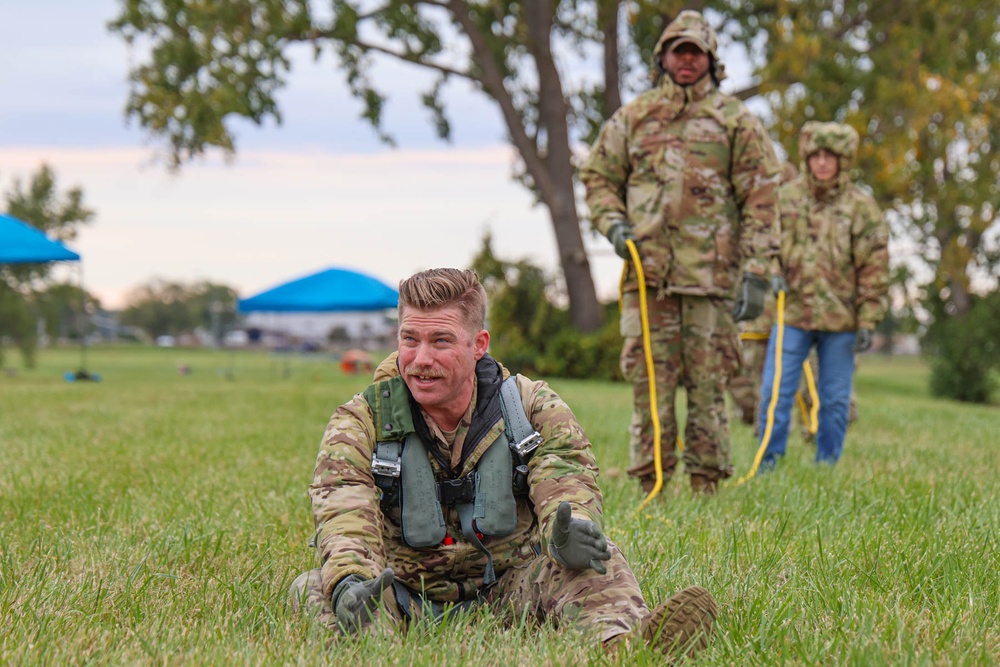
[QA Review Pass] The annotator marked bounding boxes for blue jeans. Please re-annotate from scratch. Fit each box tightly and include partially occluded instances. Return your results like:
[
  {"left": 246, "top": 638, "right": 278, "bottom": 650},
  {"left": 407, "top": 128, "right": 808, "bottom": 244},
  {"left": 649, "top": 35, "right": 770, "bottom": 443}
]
[{"left": 757, "top": 325, "right": 857, "bottom": 467}]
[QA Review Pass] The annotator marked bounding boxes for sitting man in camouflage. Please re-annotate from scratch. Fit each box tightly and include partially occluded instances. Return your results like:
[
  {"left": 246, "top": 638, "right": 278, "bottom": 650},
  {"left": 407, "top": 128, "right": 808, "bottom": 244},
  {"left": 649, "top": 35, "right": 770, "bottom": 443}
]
[{"left": 289, "top": 268, "right": 716, "bottom": 655}]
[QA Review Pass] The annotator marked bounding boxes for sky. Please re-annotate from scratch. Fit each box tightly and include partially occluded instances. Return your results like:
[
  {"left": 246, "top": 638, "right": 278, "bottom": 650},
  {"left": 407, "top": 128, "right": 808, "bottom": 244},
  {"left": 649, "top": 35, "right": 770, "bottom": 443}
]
[{"left": 0, "top": 0, "right": 756, "bottom": 310}]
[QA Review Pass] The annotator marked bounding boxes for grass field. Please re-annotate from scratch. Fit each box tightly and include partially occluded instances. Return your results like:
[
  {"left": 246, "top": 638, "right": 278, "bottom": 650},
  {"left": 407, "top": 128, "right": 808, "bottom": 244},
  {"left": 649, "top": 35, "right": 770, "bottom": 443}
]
[{"left": 2, "top": 346, "right": 998, "bottom": 665}]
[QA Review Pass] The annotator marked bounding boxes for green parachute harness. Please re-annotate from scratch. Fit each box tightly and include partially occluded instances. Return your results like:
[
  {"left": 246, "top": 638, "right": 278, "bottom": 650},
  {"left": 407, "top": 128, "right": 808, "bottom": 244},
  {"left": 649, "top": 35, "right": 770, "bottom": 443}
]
[{"left": 365, "top": 374, "right": 541, "bottom": 585}]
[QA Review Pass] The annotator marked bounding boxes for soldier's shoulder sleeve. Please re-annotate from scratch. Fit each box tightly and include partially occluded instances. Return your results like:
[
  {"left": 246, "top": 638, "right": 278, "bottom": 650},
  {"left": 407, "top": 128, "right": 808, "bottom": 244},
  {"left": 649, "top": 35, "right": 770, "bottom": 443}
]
[
  {"left": 728, "top": 100, "right": 781, "bottom": 274},
  {"left": 580, "top": 104, "right": 635, "bottom": 235},
  {"left": 849, "top": 184, "right": 890, "bottom": 329},
  {"left": 310, "top": 393, "right": 386, "bottom": 596},
  {"left": 515, "top": 375, "right": 604, "bottom": 548}
]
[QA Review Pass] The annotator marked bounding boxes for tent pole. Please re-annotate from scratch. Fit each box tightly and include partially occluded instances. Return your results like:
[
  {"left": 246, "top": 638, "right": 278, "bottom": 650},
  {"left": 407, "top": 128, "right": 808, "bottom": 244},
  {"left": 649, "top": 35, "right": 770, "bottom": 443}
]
[{"left": 79, "top": 261, "right": 87, "bottom": 374}]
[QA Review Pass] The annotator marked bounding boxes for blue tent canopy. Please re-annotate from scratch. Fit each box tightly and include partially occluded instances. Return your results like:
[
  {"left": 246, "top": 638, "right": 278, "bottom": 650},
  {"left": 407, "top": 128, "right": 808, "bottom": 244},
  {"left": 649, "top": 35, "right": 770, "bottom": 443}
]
[
  {"left": 0, "top": 213, "right": 80, "bottom": 263},
  {"left": 238, "top": 267, "right": 398, "bottom": 313}
]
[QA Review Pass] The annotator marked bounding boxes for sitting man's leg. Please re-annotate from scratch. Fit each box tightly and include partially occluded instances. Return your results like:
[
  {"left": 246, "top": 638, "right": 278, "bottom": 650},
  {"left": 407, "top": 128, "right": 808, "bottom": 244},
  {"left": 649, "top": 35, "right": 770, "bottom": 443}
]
[{"left": 485, "top": 540, "right": 716, "bottom": 655}]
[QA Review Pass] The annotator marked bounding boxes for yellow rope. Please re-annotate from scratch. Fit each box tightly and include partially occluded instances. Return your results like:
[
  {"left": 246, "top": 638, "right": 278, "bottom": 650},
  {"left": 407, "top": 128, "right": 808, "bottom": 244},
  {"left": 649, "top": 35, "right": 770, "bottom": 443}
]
[
  {"left": 619, "top": 241, "right": 673, "bottom": 510},
  {"left": 795, "top": 391, "right": 808, "bottom": 429},
  {"left": 802, "top": 360, "right": 819, "bottom": 435},
  {"left": 734, "top": 290, "right": 785, "bottom": 486}
]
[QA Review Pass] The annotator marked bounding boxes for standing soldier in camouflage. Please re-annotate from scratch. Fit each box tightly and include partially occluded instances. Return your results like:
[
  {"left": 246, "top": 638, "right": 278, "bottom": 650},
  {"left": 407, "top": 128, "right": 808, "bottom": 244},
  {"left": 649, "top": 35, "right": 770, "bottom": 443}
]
[
  {"left": 581, "top": 10, "right": 781, "bottom": 495},
  {"left": 757, "top": 122, "right": 889, "bottom": 467},
  {"left": 288, "top": 268, "right": 716, "bottom": 655}
]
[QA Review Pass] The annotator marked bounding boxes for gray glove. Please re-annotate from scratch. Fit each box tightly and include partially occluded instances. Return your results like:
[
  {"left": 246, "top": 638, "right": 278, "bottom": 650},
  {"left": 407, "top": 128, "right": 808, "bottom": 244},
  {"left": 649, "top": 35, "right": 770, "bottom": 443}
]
[
  {"left": 770, "top": 273, "right": 789, "bottom": 295},
  {"left": 732, "top": 272, "right": 769, "bottom": 322},
  {"left": 854, "top": 328, "right": 873, "bottom": 353},
  {"left": 549, "top": 501, "right": 611, "bottom": 574},
  {"left": 331, "top": 568, "right": 395, "bottom": 633},
  {"left": 607, "top": 222, "right": 637, "bottom": 261}
]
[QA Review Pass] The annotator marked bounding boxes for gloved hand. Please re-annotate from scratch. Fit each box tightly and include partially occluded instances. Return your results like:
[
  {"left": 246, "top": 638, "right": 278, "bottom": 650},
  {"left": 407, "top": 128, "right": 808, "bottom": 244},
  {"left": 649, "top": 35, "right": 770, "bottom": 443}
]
[
  {"left": 770, "top": 273, "right": 789, "bottom": 295},
  {"left": 607, "top": 221, "right": 638, "bottom": 261},
  {"left": 854, "top": 328, "right": 873, "bottom": 353},
  {"left": 549, "top": 501, "right": 611, "bottom": 574},
  {"left": 732, "top": 272, "right": 769, "bottom": 322},
  {"left": 332, "top": 568, "right": 395, "bottom": 633}
]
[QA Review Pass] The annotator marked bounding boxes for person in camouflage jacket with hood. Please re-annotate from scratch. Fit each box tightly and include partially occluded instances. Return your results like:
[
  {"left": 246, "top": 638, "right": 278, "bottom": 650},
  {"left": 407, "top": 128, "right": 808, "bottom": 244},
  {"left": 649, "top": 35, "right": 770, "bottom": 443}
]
[
  {"left": 288, "top": 268, "right": 716, "bottom": 656},
  {"left": 756, "top": 122, "right": 889, "bottom": 467},
  {"left": 580, "top": 10, "right": 781, "bottom": 495}
]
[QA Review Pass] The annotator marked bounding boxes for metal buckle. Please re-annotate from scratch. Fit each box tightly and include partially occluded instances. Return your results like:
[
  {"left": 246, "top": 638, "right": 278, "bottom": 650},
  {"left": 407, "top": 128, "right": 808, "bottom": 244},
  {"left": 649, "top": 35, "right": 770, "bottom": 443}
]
[
  {"left": 371, "top": 451, "right": 401, "bottom": 478},
  {"left": 513, "top": 432, "right": 543, "bottom": 458}
]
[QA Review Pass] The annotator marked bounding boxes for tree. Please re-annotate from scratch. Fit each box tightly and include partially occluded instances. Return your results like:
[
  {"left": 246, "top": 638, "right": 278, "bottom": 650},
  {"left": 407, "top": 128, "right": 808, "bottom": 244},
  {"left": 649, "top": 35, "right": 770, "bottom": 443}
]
[
  {"left": 109, "top": 1, "right": 707, "bottom": 332},
  {"left": 33, "top": 282, "right": 103, "bottom": 341},
  {"left": 120, "top": 278, "right": 238, "bottom": 340},
  {"left": 717, "top": 0, "right": 1000, "bottom": 319},
  {"left": 0, "top": 164, "right": 94, "bottom": 367}
]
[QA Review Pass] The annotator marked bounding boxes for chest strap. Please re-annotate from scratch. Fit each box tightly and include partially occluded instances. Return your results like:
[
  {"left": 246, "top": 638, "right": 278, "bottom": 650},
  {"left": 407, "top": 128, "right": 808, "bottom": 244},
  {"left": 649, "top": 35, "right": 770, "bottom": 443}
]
[{"left": 368, "top": 375, "right": 543, "bottom": 585}]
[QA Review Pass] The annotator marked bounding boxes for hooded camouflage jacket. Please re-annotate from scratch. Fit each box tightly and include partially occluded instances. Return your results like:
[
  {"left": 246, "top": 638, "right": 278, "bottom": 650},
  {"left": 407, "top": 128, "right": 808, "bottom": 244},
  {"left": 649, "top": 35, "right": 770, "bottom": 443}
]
[
  {"left": 778, "top": 122, "right": 889, "bottom": 331},
  {"left": 580, "top": 72, "right": 781, "bottom": 295},
  {"left": 309, "top": 353, "right": 604, "bottom": 603}
]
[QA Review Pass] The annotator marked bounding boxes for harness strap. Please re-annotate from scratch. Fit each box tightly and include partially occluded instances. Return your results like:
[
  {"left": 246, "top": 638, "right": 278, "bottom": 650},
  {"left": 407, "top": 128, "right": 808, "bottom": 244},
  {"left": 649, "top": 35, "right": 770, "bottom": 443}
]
[
  {"left": 456, "top": 501, "right": 497, "bottom": 585},
  {"left": 499, "top": 376, "right": 542, "bottom": 461}
]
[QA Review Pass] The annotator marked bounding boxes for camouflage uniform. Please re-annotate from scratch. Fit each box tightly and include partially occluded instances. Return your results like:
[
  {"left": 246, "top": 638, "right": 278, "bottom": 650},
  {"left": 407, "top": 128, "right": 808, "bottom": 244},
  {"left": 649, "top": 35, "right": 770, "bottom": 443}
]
[
  {"left": 728, "top": 295, "right": 774, "bottom": 427},
  {"left": 580, "top": 11, "right": 780, "bottom": 490},
  {"left": 294, "top": 352, "right": 652, "bottom": 642},
  {"left": 757, "top": 122, "right": 889, "bottom": 466}
]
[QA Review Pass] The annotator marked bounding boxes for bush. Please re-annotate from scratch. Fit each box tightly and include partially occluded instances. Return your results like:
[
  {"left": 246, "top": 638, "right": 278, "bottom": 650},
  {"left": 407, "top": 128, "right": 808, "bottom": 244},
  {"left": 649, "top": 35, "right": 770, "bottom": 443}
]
[{"left": 923, "top": 289, "right": 1000, "bottom": 403}]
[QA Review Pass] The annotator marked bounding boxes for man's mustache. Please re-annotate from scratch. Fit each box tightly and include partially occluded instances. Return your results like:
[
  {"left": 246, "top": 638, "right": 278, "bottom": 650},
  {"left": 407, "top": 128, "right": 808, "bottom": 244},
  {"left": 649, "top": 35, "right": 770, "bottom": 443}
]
[{"left": 404, "top": 365, "right": 446, "bottom": 379}]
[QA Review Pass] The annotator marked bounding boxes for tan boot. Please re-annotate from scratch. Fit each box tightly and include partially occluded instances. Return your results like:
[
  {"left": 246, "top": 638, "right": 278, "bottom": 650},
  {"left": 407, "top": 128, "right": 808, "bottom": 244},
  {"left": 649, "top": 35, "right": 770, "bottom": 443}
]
[
  {"left": 640, "top": 476, "right": 657, "bottom": 494},
  {"left": 641, "top": 585, "right": 717, "bottom": 656},
  {"left": 287, "top": 568, "right": 326, "bottom": 615},
  {"left": 689, "top": 474, "right": 718, "bottom": 496}
]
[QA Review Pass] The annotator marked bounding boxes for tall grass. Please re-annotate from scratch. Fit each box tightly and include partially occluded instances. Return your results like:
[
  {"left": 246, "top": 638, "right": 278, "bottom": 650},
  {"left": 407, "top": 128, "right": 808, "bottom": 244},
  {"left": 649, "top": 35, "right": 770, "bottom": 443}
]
[{"left": 1, "top": 348, "right": 997, "bottom": 665}]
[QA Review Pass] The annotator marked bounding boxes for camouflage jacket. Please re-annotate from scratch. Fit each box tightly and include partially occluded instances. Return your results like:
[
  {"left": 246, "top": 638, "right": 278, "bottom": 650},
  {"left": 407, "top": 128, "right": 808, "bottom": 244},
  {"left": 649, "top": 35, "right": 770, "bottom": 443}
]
[
  {"left": 309, "top": 353, "right": 604, "bottom": 603},
  {"left": 777, "top": 174, "right": 889, "bottom": 331},
  {"left": 580, "top": 74, "right": 781, "bottom": 295}
]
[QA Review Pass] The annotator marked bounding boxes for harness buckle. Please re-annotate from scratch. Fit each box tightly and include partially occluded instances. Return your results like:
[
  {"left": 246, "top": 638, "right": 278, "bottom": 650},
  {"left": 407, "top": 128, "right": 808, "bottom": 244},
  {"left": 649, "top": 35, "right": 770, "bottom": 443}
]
[
  {"left": 512, "top": 431, "right": 543, "bottom": 459},
  {"left": 371, "top": 450, "right": 402, "bottom": 479},
  {"left": 438, "top": 476, "right": 477, "bottom": 505}
]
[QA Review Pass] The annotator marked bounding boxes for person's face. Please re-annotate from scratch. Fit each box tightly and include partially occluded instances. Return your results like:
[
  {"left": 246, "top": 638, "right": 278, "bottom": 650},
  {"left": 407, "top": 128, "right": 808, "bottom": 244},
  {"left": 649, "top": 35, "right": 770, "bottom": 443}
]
[
  {"left": 807, "top": 148, "right": 840, "bottom": 181},
  {"left": 397, "top": 303, "right": 489, "bottom": 417},
  {"left": 662, "top": 41, "right": 710, "bottom": 86}
]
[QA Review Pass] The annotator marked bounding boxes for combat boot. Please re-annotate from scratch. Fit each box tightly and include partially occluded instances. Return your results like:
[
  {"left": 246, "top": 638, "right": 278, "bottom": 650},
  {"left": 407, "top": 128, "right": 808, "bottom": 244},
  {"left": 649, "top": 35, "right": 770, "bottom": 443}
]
[
  {"left": 641, "top": 585, "right": 717, "bottom": 656},
  {"left": 689, "top": 474, "right": 718, "bottom": 496},
  {"left": 287, "top": 568, "right": 326, "bottom": 615}
]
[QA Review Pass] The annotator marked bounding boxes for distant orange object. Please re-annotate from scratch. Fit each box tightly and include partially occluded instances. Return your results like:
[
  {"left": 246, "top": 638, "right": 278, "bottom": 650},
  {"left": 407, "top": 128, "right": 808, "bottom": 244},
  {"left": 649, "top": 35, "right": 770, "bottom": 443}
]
[{"left": 339, "top": 349, "right": 374, "bottom": 375}]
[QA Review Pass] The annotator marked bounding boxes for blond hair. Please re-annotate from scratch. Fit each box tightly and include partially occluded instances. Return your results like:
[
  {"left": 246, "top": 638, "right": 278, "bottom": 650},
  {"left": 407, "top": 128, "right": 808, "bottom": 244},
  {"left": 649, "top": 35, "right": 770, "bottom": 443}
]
[{"left": 398, "top": 268, "right": 487, "bottom": 332}]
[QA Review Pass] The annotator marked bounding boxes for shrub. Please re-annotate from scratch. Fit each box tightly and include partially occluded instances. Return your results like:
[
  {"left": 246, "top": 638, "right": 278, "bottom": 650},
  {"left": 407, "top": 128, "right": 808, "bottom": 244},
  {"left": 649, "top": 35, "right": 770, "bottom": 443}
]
[{"left": 923, "top": 288, "right": 1000, "bottom": 403}]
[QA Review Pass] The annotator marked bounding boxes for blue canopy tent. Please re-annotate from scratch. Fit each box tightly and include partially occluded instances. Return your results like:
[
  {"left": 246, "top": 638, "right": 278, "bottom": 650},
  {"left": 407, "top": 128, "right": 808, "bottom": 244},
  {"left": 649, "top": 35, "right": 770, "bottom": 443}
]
[
  {"left": 236, "top": 267, "right": 398, "bottom": 377},
  {"left": 238, "top": 267, "right": 399, "bottom": 313},
  {"left": 0, "top": 213, "right": 96, "bottom": 380}
]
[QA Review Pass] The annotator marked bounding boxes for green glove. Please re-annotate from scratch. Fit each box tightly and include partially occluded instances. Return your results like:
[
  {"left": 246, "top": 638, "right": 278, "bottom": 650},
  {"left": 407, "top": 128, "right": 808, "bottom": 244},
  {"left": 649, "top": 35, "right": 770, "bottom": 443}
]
[
  {"left": 549, "top": 501, "right": 611, "bottom": 574},
  {"left": 331, "top": 568, "right": 395, "bottom": 633},
  {"left": 607, "top": 222, "right": 637, "bottom": 261},
  {"left": 732, "top": 272, "right": 768, "bottom": 322},
  {"left": 854, "top": 328, "right": 873, "bottom": 353}
]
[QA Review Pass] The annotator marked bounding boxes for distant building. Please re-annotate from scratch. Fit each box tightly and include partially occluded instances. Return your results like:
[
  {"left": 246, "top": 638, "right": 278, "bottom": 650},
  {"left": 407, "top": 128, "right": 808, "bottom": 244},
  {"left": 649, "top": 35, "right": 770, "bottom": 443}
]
[{"left": 240, "top": 311, "right": 397, "bottom": 349}]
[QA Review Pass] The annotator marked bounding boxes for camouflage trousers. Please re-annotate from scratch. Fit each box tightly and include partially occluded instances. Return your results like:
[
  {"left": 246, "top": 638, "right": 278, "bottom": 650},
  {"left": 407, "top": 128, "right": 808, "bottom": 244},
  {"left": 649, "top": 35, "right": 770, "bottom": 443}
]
[
  {"left": 620, "top": 291, "right": 738, "bottom": 484},
  {"left": 728, "top": 334, "right": 769, "bottom": 426},
  {"left": 290, "top": 540, "right": 649, "bottom": 643}
]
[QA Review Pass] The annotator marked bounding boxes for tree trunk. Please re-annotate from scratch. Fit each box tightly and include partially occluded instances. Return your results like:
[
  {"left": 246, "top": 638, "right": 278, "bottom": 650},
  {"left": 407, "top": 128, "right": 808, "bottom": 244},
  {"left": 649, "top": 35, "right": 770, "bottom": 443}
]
[{"left": 452, "top": 0, "right": 602, "bottom": 331}]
